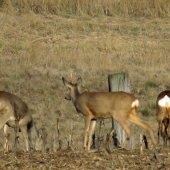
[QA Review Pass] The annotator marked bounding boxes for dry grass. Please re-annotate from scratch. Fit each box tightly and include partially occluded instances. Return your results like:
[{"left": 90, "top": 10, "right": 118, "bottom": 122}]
[
  {"left": 1, "top": 0, "right": 170, "bottom": 17},
  {"left": 0, "top": 0, "right": 170, "bottom": 158}
]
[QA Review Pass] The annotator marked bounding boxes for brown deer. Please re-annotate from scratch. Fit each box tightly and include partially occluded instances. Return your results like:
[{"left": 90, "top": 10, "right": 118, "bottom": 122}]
[
  {"left": 0, "top": 91, "right": 33, "bottom": 153},
  {"left": 156, "top": 90, "right": 170, "bottom": 147},
  {"left": 62, "top": 77, "right": 156, "bottom": 150}
]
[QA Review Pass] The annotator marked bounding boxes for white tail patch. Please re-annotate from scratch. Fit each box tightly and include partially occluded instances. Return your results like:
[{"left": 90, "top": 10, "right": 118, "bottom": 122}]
[
  {"left": 158, "top": 95, "right": 170, "bottom": 107},
  {"left": 132, "top": 99, "right": 139, "bottom": 108}
]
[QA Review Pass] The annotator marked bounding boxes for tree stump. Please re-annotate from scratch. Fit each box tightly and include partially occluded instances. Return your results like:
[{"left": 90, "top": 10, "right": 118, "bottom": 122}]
[{"left": 108, "top": 73, "right": 135, "bottom": 149}]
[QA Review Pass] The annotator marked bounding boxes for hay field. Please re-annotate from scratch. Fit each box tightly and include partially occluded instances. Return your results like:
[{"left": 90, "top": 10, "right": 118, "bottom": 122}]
[{"left": 0, "top": 0, "right": 170, "bottom": 169}]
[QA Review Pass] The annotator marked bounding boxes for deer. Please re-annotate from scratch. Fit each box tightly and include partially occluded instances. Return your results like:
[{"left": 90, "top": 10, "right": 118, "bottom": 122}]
[
  {"left": 156, "top": 90, "right": 170, "bottom": 147},
  {"left": 0, "top": 91, "right": 34, "bottom": 153},
  {"left": 62, "top": 77, "right": 156, "bottom": 150}
]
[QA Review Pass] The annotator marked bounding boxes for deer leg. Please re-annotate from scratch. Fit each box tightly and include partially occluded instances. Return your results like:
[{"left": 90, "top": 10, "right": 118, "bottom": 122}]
[
  {"left": 19, "top": 114, "right": 32, "bottom": 152},
  {"left": 164, "top": 133, "right": 168, "bottom": 147},
  {"left": 157, "top": 121, "right": 162, "bottom": 146},
  {"left": 20, "top": 126, "right": 29, "bottom": 152},
  {"left": 4, "top": 124, "right": 9, "bottom": 154},
  {"left": 84, "top": 117, "right": 91, "bottom": 150},
  {"left": 166, "top": 118, "right": 170, "bottom": 147},
  {"left": 112, "top": 111, "right": 132, "bottom": 148},
  {"left": 127, "top": 113, "right": 156, "bottom": 146},
  {"left": 161, "top": 123, "right": 167, "bottom": 147},
  {"left": 117, "top": 120, "right": 132, "bottom": 148},
  {"left": 87, "top": 120, "right": 96, "bottom": 150}
]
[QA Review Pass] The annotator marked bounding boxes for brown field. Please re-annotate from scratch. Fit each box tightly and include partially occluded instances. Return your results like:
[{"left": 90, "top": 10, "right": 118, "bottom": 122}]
[{"left": 0, "top": 0, "right": 170, "bottom": 169}]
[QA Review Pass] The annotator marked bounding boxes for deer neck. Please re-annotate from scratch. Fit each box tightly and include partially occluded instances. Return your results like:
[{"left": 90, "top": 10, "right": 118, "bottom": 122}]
[{"left": 71, "top": 88, "right": 80, "bottom": 107}]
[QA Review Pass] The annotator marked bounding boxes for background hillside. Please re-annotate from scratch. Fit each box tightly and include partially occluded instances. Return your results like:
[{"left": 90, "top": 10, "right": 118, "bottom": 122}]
[{"left": 0, "top": 0, "right": 170, "bottom": 152}]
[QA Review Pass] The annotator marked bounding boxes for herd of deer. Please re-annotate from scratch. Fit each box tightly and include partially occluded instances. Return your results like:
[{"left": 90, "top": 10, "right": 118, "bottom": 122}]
[{"left": 0, "top": 76, "right": 170, "bottom": 154}]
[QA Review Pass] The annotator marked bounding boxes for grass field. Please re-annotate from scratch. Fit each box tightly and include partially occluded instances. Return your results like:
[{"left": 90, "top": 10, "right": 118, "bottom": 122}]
[{"left": 0, "top": 0, "right": 170, "bottom": 168}]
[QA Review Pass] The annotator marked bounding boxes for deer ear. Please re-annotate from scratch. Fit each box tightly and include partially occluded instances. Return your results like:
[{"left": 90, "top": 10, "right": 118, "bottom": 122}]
[
  {"left": 62, "top": 77, "right": 70, "bottom": 87},
  {"left": 77, "top": 77, "right": 82, "bottom": 86}
]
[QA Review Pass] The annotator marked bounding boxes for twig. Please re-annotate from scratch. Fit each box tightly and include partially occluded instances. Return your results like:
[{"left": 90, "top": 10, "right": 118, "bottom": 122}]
[
  {"left": 57, "top": 118, "right": 62, "bottom": 150},
  {"left": 153, "top": 147, "right": 162, "bottom": 163}
]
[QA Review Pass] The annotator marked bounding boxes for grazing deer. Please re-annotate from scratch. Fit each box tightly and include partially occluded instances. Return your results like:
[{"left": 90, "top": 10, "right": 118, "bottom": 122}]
[
  {"left": 156, "top": 90, "right": 170, "bottom": 147},
  {"left": 0, "top": 91, "right": 33, "bottom": 153},
  {"left": 62, "top": 77, "right": 156, "bottom": 150}
]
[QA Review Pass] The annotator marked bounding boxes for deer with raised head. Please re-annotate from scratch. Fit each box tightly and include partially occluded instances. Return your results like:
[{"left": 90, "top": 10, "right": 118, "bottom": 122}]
[
  {"left": 0, "top": 91, "right": 34, "bottom": 153},
  {"left": 62, "top": 77, "right": 156, "bottom": 150},
  {"left": 156, "top": 90, "right": 170, "bottom": 147}
]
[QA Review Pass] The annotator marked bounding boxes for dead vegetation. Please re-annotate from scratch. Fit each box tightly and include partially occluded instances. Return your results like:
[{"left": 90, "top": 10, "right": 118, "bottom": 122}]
[{"left": 0, "top": 148, "right": 170, "bottom": 169}]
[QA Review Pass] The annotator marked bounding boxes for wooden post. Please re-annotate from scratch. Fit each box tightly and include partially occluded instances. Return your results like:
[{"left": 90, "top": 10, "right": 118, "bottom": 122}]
[
  {"left": 140, "top": 134, "right": 143, "bottom": 154},
  {"left": 108, "top": 73, "right": 135, "bottom": 149}
]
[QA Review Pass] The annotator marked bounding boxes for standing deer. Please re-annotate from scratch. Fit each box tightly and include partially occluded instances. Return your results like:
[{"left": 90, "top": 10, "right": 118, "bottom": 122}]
[
  {"left": 62, "top": 77, "right": 156, "bottom": 150},
  {"left": 0, "top": 91, "right": 33, "bottom": 153},
  {"left": 156, "top": 90, "right": 170, "bottom": 147}
]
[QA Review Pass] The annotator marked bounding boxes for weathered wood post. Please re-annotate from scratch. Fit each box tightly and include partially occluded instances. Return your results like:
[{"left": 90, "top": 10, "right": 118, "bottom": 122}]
[{"left": 108, "top": 73, "right": 135, "bottom": 149}]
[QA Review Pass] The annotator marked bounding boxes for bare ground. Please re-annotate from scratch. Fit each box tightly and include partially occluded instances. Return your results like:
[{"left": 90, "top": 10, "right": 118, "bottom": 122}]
[{"left": 0, "top": 147, "right": 169, "bottom": 170}]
